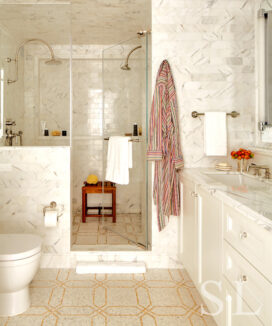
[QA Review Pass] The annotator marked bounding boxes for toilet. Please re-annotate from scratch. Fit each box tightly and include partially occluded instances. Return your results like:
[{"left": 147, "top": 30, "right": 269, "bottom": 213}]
[{"left": 0, "top": 234, "right": 42, "bottom": 316}]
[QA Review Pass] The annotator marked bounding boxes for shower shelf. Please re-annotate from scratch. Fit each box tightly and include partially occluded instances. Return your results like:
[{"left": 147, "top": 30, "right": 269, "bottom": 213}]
[{"left": 38, "top": 136, "right": 69, "bottom": 140}]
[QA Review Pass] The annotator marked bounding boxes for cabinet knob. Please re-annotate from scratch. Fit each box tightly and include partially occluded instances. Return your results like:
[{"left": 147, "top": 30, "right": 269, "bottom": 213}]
[
  {"left": 240, "top": 231, "right": 248, "bottom": 239},
  {"left": 191, "top": 191, "right": 198, "bottom": 198}
]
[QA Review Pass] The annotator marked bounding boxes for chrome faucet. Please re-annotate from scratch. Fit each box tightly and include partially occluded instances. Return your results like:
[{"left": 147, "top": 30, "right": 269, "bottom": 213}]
[
  {"left": 247, "top": 163, "right": 270, "bottom": 179},
  {"left": 5, "top": 119, "right": 23, "bottom": 146}
]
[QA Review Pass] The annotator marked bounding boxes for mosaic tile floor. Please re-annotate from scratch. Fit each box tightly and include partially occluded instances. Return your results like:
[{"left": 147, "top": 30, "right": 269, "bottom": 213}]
[
  {"left": 0, "top": 269, "right": 217, "bottom": 326},
  {"left": 73, "top": 214, "right": 145, "bottom": 247}
]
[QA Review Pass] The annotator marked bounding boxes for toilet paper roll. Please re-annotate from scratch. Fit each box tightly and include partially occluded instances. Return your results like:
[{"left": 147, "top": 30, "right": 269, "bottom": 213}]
[{"left": 44, "top": 210, "right": 58, "bottom": 227}]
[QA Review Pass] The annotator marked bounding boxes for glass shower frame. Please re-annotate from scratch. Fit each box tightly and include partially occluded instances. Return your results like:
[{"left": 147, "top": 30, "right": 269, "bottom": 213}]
[{"left": 101, "top": 34, "right": 150, "bottom": 250}]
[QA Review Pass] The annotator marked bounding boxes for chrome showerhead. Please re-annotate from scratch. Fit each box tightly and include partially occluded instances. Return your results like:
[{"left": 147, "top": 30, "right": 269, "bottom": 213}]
[{"left": 45, "top": 58, "right": 62, "bottom": 65}]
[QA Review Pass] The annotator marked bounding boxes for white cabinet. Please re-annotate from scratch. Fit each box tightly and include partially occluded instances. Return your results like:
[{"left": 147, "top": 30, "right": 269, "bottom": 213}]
[
  {"left": 197, "top": 186, "right": 223, "bottom": 322},
  {"left": 182, "top": 180, "right": 223, "bottom": 325},
  {"left": 182, "top": 177, "right": 198, "bottom": 285},
  {"left": 222, "top": 278, "right": 263, "bottom": 326},
  {"left": 182, "top": 176, "right": 272, "bottom": 326},
  {"left": 223, "top": 241, "right": 272, "bottom": 326},
  {"left": 224, "top": 204, "right": 272, "bottom": 281}
]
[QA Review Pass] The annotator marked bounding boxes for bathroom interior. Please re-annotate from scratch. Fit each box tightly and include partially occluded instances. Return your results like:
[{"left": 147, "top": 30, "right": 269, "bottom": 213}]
[{"left": 1, "top": 0, "right": 272, "bottom": 325}]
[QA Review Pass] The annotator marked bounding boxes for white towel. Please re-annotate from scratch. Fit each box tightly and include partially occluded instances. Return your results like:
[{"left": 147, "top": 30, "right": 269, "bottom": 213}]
[
  {"left": 204, "top": 112, "right": 227, "bottom": 156},
  {"left": 106, "top": 136, "right": 132, "bottom": 185}
]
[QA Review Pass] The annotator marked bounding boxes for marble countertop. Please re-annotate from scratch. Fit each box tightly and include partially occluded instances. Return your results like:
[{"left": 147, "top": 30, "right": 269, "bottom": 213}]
[{"left": 181, "top": 168, "right": 272, "bottom": 232}]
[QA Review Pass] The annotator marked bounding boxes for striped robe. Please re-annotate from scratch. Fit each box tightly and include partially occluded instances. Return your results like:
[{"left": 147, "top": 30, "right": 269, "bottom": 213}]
[{"left": 147, "top": 60, "right": 183, "bottom": 231}]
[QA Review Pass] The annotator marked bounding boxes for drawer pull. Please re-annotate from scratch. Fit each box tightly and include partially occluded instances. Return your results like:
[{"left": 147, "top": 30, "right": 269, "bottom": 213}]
[
  {"left": 239, "top": 275, "right": 248, "bottom": 283},
  {"left": 240, "top": 231, "right": 248, "bottom": 239},
  {"left": 191, "top": 191, "right": 198, "bottom": 198}
]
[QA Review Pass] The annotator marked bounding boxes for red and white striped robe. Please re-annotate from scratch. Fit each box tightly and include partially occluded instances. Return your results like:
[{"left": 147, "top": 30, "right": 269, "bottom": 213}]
[{"left": 147, "top": 60, "right": 183, "bottom": 231}]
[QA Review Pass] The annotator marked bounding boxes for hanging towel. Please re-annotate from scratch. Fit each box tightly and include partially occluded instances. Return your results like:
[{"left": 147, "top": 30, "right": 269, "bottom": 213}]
[
  {"left": 147, "top": 60, "right": 184, "bottom": 232},
  {"left": 106, "top": 136, "right": 132, "bottom": 185},
  {"left": 204, "top": 112, "right": 227, "bottom": 156}
]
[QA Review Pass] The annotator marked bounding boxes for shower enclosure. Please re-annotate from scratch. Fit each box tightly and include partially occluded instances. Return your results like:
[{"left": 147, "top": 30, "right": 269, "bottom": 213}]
[
  {"left": 71, "top": 33, "right": 150, "bottom": 251},
  {"left": 0, "top": 1, "right": 151, "bottom": 252}
]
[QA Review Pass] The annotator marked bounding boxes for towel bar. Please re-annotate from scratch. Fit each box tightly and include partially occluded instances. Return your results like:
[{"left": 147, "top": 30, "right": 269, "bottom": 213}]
[{"left": 191, "top": 111, "right": 240, "bottom": 118}]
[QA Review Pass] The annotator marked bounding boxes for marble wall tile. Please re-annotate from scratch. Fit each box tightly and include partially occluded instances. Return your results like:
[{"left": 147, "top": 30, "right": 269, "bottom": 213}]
[
  {"left": 152, "top": 0, "right": 256, "bottom": 169},
  {"left": 0, "top": 147, "right": 71, "bottom": 255},
  {"left": 150, "top": 0, "right": 257, "bottom": 265},
  {"left": 23, "top": 44, "right": 70, "bottom": 145}
]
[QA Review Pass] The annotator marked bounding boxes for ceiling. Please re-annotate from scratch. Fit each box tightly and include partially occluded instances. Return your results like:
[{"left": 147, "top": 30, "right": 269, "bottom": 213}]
[{"left": 0, "top": 0, "right": 151, "bottom": 45}]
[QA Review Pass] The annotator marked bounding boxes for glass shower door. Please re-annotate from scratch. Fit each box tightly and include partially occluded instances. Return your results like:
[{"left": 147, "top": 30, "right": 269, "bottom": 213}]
[{"left": 102, "top": 35, "right": 149, "bottom": 249}]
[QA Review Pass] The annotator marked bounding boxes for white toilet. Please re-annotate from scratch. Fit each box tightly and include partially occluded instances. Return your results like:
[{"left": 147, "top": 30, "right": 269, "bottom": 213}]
[{"left": 0, "top": 234, "right": 42, "bottom": 316}]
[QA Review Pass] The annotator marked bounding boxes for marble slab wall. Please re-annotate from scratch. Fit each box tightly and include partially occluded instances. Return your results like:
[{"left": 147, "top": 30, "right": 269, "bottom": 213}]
[
  {"left": 152, "top": 0, "right": 256, "bottom": 168},
  {"left": 0, "top": 147, "right": 71, "bottom": 257},
  {"left": 150, "top": 0, "right": 258, "bottom": 264}
]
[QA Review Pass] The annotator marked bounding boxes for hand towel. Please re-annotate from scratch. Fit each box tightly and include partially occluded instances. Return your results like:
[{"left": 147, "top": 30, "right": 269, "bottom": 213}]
[
  {"left": 204, "top": 112, "right": 227, "bottom": 156},
  {"left": 106, "top": 136, "right": 132, "bottom": 185}
]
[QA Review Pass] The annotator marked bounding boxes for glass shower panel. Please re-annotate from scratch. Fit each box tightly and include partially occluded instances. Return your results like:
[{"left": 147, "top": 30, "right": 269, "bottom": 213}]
[{"left": 102, "top": 36, "right": 149, "bottom": 249}]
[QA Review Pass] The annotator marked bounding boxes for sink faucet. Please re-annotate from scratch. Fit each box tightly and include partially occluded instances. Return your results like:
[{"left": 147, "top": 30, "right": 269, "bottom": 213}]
[
  {"left": 5, "top": 119, "right": 23, "bottom": 146},
  {"left": 247, "top": 163, "right": 270, "bottom": 179}
]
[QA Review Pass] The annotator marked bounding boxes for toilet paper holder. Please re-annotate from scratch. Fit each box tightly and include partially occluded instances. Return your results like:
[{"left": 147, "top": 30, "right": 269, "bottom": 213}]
[{"left": 43, "top": 201, "right": 63, "bottom": 221}]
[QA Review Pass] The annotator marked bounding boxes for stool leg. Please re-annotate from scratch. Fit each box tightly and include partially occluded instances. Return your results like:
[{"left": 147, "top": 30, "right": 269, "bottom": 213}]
[
  {"left": 112, "top": 189, "right": 116, "bottom": 223},
  {"left": 82, "top": 192, "right": 86, "bottom": 223}
]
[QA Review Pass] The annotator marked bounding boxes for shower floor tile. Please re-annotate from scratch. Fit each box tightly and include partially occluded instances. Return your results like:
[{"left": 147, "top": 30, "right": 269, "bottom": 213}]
[
  {"left": 0, "top": 268, "right": 217, "bottom": 326},
  {"left": 72, "top": 213, "right": 145, "bottom": 247}
]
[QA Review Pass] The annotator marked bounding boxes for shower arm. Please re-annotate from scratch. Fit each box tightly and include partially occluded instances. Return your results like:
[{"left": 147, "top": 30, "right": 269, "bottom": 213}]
[
  {"left": 7, "top": 38, "right": 55, "bottom": 84},
  {"left": 123, "top": 45, "right": 142, "bottom": 67}
]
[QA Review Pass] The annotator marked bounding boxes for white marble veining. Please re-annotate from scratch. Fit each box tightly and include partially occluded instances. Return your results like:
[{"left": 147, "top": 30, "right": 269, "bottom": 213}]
[
  {"left": 0, "top": 0, "right": 151, "bottom": 45},
  {"left": 152, "top": 0, "right": 256, "bottom": 168},
  {"left": 0, "top": 147, "right": 71, "bottom": 257},
  {"left": 148, "top": 0, "right": 265, "bottom": 269},
  {"left": 1, "top": 0, "right": 270, "bottom": 271},
  {"left": 23, "top": 44, "right": 70, "bottom": 145},
  {"left": 182, "top": 168, "right": 272, "bottom": 231}
]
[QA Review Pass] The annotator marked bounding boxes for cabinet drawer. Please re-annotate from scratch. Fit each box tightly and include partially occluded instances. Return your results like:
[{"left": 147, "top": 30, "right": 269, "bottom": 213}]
[
  {"left": 223, "top": 278, "right": 263, "bottom": 326},
  {"left": 223, "top": 204, "right": 272, "bottom": 281},
  {"left": 223, "top": 241, "right": 272, "bottom": 326}
]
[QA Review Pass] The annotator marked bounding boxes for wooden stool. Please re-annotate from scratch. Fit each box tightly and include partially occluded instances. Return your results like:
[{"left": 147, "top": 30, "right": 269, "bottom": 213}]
[{"left": 82, "top": 181, "right": 116, "bottom": 223}]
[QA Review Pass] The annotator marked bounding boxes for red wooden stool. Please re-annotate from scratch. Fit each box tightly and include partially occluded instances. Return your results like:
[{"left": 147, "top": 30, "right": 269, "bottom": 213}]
[{"left": 82, "top": 181, "right": 116, "bottom": 223}]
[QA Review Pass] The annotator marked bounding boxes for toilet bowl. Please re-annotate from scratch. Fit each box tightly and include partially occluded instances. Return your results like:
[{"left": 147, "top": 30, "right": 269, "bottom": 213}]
[{"left": 0, "top": 234, "right": 42, "bottom": 316}]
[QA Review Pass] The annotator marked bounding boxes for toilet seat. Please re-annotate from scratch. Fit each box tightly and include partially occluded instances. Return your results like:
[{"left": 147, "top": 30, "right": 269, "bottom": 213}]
[{"left": 0, "top": 234, "right": 42, "bottom": 262}]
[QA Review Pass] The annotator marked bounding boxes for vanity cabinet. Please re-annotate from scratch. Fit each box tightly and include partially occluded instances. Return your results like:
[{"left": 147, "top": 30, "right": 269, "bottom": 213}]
[
  {"left": 182, "top": 177, "right": 198, "bottom": 284},
  {"left": 182, "top": 177, "right": 223, "bottom": 325},
  {"left": 197, "top": 186, "right": 222, "bottom": 321},
  {"left": 182, "top": 176, "right": 272, "bottom": 326}
]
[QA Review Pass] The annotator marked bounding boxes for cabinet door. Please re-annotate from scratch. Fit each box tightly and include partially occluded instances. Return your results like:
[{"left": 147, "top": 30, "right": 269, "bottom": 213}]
[
  {"left": 182, "top": 177, "right": 197, "bottom": 284},
  {"left": 223, "top": 278, "right": 263, "bottom": 326},
  {"left": 198, "top": 186, "right": 223, "bottom": 323}
]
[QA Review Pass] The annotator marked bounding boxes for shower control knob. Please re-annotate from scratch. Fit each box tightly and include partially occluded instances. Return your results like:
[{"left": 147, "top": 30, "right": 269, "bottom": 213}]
[
  {"left": 240, "top": 231, "right": 248, "bottom": 239},
  {"left": 191, "top": 191, "right": 198, "bottom": 198}
]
